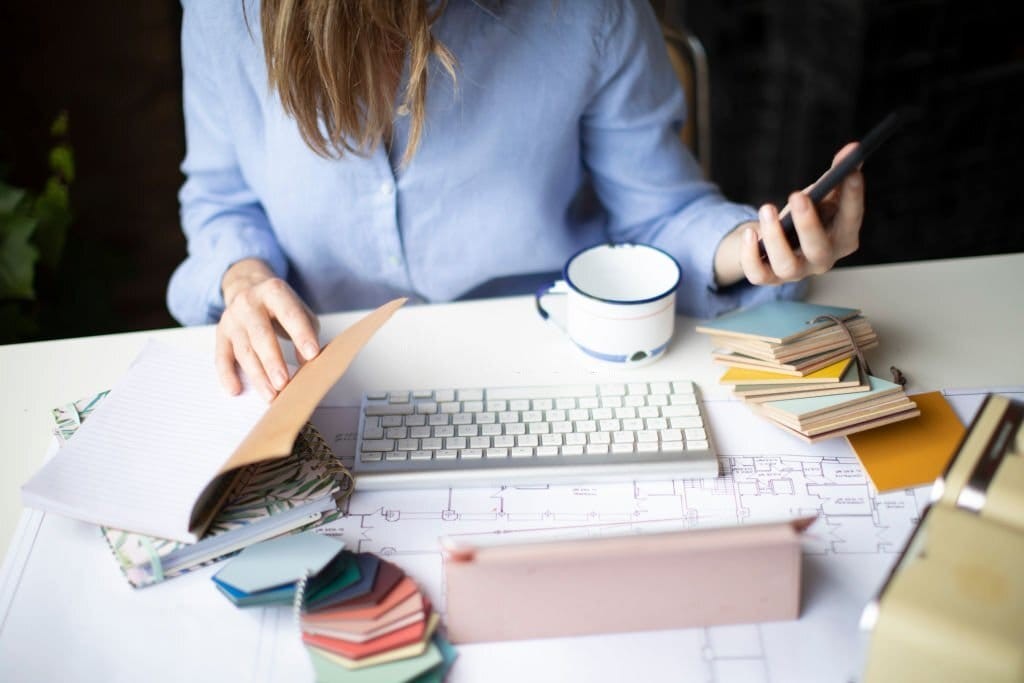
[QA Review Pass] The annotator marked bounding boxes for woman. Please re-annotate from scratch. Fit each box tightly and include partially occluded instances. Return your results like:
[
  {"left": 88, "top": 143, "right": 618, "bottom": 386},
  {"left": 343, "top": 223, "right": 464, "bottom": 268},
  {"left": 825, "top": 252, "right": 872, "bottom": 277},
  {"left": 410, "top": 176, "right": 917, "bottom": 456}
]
[{"left": 170, "top": 0, "right": 863, "bottom": 400}]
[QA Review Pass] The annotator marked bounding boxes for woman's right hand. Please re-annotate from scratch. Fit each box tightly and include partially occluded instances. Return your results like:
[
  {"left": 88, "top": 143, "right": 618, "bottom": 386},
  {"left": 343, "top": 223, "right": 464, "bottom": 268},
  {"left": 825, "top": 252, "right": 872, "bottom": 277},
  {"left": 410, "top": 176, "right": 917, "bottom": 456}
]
[{"left": 216, "top": 258, "right": 320, "bottom": 401}]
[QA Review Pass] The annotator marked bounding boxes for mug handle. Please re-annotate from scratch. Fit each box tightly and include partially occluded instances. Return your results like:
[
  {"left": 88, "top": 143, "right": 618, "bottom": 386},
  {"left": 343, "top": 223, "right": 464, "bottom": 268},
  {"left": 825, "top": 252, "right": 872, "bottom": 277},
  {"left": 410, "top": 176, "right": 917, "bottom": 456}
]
[{"left": 534, "top": 280, "right": 569, "bottom": 331}]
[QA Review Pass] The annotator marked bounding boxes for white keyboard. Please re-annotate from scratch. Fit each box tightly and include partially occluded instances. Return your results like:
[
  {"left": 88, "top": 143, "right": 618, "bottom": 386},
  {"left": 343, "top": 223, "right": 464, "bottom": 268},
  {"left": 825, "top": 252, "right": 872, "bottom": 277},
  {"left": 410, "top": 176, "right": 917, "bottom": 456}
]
[{"left": 351, "top": 380, "right": 718, "bottom": 489}]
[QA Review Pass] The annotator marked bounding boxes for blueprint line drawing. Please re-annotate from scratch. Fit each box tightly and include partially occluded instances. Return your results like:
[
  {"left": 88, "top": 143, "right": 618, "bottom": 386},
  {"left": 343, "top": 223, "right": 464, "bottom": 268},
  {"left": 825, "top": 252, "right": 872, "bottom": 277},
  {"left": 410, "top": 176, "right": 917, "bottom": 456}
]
[{"left": 303, "top": 398, "right": 942, "bottom": 682}]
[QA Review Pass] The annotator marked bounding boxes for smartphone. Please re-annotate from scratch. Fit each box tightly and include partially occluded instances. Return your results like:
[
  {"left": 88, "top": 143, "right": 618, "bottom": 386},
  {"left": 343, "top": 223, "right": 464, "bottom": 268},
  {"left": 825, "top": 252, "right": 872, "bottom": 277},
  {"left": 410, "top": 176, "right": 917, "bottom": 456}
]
[{"left": 758, "top": 109, "right": 909, "bottom": 261}]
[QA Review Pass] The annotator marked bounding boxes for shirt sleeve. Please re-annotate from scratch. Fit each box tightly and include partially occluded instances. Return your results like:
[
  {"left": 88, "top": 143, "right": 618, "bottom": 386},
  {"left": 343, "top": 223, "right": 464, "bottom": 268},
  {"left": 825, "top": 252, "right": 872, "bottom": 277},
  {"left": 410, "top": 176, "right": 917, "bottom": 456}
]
[
  {"left": 580, "top": 0, "right": 805, "bottom": 319},
  {"left": 167, "top": 2, "right": 289, "bottom": 326}
]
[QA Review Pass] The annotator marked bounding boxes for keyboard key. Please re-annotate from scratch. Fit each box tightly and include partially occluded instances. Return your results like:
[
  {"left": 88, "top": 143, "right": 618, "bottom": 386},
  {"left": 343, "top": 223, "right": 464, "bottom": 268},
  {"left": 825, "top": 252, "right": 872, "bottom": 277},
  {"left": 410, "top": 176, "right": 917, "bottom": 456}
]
[
  {"left": 660, "top": 429, "right": 683, "bottom": 442},
  {"left": 366, "top": 403, "right": 414, "bottom": 416},
  {"left": 541, "top": 433, "right": 563, "bottom": 446},
  {"left": 517, "top": 434, "right": 539, "bottom": 447}
]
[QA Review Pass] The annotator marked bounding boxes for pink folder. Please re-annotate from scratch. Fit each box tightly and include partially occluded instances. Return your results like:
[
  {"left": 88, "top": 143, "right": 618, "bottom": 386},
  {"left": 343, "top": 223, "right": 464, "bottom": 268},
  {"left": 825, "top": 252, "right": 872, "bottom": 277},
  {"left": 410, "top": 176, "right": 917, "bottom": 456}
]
[{"left": 443, "top": 518, "right": 812, "bottom": 643}]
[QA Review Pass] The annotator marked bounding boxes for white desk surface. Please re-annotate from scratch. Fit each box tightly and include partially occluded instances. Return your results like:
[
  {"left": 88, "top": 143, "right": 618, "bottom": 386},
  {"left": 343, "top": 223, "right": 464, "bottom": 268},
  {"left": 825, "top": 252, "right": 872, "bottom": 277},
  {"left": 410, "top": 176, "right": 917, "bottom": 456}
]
[{"left": 0, "top": 252, "right": 1021, "bottom": 681}]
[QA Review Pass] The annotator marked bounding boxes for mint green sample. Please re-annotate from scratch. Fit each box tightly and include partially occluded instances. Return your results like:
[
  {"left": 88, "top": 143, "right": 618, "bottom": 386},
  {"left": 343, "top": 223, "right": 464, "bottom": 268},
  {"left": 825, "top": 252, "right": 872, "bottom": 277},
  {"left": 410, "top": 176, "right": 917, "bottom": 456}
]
[
  {"left": 214, "top": 529, "right": 344, "bottom": 593},
  {"left": 700, "top": 301, "right": 860, "bottom": 343},
  {"left": 764, "top": 374, "right": 900, "bottom": 418}
]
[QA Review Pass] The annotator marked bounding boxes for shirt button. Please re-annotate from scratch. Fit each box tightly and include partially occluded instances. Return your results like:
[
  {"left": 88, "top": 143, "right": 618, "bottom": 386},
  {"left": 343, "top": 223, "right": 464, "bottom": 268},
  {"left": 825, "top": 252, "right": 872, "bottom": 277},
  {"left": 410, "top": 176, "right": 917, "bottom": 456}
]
[{"left": 379, "top": 182, "right": 395, "bottom": 196}]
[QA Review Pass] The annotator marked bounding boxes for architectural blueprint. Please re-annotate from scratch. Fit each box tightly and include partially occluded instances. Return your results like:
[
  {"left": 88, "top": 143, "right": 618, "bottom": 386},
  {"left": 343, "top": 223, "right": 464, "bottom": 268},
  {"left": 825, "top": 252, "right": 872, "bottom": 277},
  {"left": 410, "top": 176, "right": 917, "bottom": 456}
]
[{"left": 280, "top": 394, "right": 959, "bottom": 682}]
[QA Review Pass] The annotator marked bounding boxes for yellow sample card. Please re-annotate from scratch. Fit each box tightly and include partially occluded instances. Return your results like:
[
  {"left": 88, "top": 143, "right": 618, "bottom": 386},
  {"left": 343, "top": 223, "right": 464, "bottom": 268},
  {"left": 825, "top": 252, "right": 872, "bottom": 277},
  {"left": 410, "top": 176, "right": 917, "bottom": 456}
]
[{"left": 846, "top": 391, "right": 966, "bottom": 492}]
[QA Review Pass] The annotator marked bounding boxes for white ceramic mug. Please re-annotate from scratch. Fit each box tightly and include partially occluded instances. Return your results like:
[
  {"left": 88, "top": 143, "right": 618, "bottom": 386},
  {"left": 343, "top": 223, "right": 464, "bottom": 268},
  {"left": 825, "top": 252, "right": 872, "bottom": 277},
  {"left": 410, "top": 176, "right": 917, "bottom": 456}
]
[{"left": 535, "top": 243, "right": 681, "bottom": 366}]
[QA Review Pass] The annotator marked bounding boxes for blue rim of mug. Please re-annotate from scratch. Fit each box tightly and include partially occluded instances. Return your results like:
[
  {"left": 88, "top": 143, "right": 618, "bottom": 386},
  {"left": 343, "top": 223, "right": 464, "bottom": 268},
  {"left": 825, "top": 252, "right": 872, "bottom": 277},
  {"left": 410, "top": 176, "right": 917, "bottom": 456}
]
[
  {"left": 575, "top": 340, "right": 670, "bottom": 363},
  {"left": 563, "top": 242, "right": 681, "bottom": 305}
]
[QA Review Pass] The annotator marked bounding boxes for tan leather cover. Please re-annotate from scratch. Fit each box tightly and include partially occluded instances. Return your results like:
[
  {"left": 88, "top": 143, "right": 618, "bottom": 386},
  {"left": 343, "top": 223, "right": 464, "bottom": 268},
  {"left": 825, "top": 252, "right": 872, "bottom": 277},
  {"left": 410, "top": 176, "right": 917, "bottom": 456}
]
[
  {"left": 863, "top": 394, "right": 1024, "bottom": 682},
  {"left": 442, "top": 518, "right": 810, "bottom": 643}
]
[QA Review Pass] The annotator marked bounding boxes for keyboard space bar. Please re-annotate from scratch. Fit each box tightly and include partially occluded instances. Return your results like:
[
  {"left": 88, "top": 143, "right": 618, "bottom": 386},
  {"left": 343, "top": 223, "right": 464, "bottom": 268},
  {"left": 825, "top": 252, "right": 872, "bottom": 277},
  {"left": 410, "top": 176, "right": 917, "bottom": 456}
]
[{"left": 486, "top": 385, "right": 598, "bottom": 400}]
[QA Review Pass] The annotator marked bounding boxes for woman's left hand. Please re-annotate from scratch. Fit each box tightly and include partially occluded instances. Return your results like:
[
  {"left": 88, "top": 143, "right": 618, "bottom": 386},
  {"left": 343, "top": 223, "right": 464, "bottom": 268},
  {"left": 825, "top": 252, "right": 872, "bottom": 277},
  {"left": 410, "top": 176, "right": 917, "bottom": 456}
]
[{"left": 714, "top": 142, "right": 864, "bottom": 287}]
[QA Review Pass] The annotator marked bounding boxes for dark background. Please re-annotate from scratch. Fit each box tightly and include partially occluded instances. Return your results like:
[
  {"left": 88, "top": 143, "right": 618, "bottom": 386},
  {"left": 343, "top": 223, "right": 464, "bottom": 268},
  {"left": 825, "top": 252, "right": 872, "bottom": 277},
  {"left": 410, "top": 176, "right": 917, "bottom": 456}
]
[{"left": 1, "top": 1, "right": 1021, "bottom": 342}]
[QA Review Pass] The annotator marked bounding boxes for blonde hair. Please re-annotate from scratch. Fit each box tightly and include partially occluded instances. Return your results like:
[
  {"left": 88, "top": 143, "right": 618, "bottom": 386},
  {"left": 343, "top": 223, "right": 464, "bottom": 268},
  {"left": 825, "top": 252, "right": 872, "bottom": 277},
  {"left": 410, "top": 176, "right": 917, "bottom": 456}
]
[{"left": 259, "top": 0, "right": 456, "bottom": 165}]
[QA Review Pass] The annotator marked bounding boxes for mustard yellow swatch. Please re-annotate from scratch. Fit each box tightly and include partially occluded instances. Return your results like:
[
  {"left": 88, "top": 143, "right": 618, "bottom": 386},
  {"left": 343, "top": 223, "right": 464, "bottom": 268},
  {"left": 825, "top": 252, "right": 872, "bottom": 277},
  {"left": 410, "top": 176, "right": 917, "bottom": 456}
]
[{"left": 847, "top": 392, "right": 966, "bottom": 492}]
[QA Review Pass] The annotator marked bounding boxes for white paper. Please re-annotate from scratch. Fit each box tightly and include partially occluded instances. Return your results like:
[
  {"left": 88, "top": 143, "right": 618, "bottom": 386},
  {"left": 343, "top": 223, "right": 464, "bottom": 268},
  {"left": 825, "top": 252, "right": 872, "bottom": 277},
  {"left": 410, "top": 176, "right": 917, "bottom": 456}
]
[{"left": 19, "top": 340, "right": 268, "bottom": 542}]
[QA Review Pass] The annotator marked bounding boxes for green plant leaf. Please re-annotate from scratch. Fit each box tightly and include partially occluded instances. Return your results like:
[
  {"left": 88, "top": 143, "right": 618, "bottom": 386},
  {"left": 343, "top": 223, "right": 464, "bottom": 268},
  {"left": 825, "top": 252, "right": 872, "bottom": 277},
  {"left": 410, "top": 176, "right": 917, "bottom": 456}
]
[
  {"left": 50, "top": 111, "right": 69, "bottom": 137},
  {"left": 48, "top": 144, "right": 75, "bottom": 183},
  {"left": 0, "top": 181, "right": 27, "bottom": 214},
  {"left": 0, "top": 213, "right": 40, "bottom": 299},
  {"left": 33, "top": 178, "right": 71, "bottom": 269}
]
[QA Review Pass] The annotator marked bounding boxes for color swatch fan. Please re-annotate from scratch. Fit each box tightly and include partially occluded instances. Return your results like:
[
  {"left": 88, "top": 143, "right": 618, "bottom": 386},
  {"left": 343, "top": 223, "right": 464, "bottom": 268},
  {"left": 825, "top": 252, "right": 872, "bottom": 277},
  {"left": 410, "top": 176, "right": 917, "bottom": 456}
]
[{"left": 295, "top": 552, "right": 457, "bottom": 682}]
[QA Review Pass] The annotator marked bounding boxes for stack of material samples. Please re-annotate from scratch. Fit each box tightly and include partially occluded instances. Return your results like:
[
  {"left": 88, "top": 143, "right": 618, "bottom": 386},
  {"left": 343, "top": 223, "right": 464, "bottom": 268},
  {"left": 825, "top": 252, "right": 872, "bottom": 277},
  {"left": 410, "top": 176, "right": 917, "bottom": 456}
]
[
  {"left": 696, "top": 301, "right": 919, "bottom": 442},
  {"left": 214, "top": 531, "right": 457, "bottom": 681}
]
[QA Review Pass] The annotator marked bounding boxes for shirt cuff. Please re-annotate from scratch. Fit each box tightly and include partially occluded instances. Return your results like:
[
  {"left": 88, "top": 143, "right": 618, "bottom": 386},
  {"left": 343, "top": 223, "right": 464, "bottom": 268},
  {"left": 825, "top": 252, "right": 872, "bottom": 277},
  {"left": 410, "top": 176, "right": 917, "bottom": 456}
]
[{"left": 169, "top": 224, "right": 289, "bottom": 326}]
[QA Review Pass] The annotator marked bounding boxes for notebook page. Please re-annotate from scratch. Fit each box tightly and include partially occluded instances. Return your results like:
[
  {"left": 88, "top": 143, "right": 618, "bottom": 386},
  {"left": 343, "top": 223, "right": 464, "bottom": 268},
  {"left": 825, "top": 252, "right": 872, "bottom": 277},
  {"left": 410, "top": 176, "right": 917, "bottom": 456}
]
[{"left": 21, "top": 340, "right": 268, "bottom": 543}]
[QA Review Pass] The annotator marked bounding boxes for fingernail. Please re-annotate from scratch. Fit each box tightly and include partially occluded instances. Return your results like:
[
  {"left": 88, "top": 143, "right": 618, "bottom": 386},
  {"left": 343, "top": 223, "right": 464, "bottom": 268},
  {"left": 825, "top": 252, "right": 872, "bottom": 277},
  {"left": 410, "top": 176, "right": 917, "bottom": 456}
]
[
  {"left": 272, "top": 369, "right": 288, "bottom": 390},
  {"left": 261, "top": 385, "right": 276, "bottom": 402},
  {"left": 303, "top": 342, "right": 319, "bottom": 360},
  {"left": 758, "top": 205, "right": 773, "bottom": 222},
  {"left": 792, "top": 193, "right": 808, "bottom": 211},
  {"left": 744, "top": 226, "right": 756, "bottom": 244}
]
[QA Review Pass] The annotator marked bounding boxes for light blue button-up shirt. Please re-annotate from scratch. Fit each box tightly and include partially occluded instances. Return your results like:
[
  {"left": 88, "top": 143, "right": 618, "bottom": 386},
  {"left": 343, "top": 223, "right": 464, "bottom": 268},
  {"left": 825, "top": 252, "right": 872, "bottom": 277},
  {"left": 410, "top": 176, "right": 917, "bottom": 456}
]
[{"left": 168, "top": 0, "right": 802, "bottom": 326}]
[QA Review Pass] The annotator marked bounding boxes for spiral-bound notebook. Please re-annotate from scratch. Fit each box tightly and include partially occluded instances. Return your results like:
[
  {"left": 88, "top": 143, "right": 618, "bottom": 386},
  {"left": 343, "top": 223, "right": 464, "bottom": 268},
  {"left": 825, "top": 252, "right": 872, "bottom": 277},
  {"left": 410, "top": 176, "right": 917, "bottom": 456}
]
[
  {"left": 51, "top": 393, "right": 349, "bottom": 588},
  {"left": 20, "top": 298, "right": 405, "bottom": 586}
]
